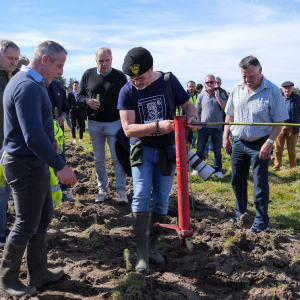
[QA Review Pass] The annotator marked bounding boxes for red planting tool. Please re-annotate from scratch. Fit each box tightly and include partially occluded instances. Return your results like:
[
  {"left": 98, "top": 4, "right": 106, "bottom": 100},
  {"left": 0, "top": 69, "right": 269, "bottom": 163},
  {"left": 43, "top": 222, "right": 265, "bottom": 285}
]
[{"left": 154, "top": 116, "right": 194, "bottom": 252}]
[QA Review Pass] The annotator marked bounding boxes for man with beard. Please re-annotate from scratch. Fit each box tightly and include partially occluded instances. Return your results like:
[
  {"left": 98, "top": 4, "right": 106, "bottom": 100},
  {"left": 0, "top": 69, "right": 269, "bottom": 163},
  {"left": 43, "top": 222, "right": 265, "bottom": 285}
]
[{"left": 118, "top": 47, "right": 200, "bottom": 275}]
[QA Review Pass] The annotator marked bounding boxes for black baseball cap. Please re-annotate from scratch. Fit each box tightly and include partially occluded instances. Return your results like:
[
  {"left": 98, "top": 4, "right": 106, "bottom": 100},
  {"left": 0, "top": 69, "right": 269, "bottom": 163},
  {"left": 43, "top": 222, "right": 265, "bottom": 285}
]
[{"left": 122, "top": 47, "right": 153, "bottom": 77}]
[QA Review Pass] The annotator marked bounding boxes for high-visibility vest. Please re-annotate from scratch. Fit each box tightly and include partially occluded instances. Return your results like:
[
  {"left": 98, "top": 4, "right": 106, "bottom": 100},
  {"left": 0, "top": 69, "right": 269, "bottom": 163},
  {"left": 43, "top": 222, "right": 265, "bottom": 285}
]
[{"left": 49, "top": 166, "right": 62, "bottom": 206}]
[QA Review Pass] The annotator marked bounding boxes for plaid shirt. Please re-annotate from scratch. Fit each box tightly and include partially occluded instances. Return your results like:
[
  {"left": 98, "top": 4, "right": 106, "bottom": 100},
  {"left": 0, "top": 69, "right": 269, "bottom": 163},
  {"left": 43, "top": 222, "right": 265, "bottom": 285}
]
[{"left": 225, "top": 76, "right": 289, "bottom": 142}]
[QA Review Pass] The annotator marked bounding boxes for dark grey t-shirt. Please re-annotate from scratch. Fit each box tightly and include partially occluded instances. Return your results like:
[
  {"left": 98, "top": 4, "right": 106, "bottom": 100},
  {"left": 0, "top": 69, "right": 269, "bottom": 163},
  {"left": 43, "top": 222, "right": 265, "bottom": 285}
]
[{"left": 196, "top": 90, "right": 227, "bottom": 129}]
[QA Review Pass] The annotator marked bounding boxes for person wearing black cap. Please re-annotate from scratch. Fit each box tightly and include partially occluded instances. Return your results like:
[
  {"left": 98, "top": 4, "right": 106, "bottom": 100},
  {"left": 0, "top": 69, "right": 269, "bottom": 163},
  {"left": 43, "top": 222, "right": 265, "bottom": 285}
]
[
  {"left": 273, "top": 81, "right": 300, "bottom": 171},
  {"left": 118, "top": 47, "right": 200, "bottom": 275}
]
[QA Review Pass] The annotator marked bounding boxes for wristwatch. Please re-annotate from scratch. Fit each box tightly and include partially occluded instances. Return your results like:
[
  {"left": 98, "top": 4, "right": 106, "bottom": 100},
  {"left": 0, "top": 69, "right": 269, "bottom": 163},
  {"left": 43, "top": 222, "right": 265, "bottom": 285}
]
[{"left": 267, "top": 138, "right": 274, "bottom": 144}]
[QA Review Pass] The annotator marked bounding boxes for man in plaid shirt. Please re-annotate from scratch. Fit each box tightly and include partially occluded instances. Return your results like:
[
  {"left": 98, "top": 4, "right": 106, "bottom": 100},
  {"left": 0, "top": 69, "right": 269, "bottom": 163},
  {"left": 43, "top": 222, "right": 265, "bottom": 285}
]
[{"left": 223, "top": 55, "right": 288, "bottom": 233}]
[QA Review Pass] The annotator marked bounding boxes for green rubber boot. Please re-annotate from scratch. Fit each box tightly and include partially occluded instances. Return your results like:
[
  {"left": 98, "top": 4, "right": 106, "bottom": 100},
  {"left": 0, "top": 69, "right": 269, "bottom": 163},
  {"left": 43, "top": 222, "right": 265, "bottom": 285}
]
[
  {"left": 148, "top": 211, "right": 166, "bottom": 265},
  {"left": 26, "top": 233, "right": 64, "bottom": 288},
  {"left": 0, "top": 241, "right": 37, "bottom": 297},
  {"left": 132, "top": 211, "right": 150, "bottom": 275}
]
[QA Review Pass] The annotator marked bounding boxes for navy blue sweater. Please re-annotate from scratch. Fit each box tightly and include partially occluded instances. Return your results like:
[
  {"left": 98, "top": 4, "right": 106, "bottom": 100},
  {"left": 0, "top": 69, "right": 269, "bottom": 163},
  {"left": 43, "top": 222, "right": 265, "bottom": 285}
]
[{"left": 3, "top": 71, "right": 65, "bottom": 171}]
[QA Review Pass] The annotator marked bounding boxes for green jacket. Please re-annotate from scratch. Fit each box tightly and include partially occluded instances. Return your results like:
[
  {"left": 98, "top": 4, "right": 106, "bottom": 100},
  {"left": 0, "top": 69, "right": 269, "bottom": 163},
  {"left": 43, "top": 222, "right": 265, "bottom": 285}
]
[{"left": 0, "top": 69, "right": 10, "bottom": 147}]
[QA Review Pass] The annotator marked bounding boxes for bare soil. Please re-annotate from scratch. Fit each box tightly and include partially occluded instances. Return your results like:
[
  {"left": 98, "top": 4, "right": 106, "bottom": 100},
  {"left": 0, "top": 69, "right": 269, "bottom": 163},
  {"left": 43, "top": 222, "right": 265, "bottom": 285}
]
[{"left": 1, "top": 142, "right": 300, "bottom": 300}]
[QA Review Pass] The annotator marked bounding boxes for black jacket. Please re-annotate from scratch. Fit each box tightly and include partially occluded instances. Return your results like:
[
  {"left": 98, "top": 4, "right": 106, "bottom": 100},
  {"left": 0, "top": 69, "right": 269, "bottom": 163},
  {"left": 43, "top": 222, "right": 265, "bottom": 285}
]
[
  {"left": 288, "top": 92, "right": 300, "bottom": 134},
  {"left": 67, "top": 91, "right": 85, "bottom": 113}
]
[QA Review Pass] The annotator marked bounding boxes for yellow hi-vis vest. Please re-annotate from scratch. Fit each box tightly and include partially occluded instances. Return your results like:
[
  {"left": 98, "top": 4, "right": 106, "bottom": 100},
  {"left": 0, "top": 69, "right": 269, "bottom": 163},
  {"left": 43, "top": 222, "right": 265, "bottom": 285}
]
[{"left": 49, "top": 166, "right": 62, "bottom": 207}]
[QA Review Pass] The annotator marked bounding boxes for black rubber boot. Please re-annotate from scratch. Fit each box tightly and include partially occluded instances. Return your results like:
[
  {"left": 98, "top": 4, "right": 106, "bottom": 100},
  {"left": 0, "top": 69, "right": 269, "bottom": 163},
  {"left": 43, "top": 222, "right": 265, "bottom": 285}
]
[
  {"left": 132, "top": 211, "right": 150, "bottom": 275},
  {"left": 148, "top": 211, "right": 166, "bottom": 265},
  {"left": 0, "top": 241, "right": 37, "bottom": 297},
  {"left": 26, "top": 233, "right": 64, "bottom": 288}
]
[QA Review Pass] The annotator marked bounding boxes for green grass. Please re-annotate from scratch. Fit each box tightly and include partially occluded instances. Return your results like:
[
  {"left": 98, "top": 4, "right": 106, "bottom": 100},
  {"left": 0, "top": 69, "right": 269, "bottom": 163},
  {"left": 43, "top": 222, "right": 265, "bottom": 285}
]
[
  {"left": 63, "top": 122, "right": 300, "bottom": 234},
  {"left": 109, "top": 273, "right": 146, "bottom": 300}
]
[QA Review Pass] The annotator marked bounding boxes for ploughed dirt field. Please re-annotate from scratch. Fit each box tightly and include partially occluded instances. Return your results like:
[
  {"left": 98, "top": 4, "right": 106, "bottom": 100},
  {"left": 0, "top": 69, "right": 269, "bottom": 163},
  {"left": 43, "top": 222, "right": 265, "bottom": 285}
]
[{"left": 1, "top": 142, "right": 300, "bottom": 300}]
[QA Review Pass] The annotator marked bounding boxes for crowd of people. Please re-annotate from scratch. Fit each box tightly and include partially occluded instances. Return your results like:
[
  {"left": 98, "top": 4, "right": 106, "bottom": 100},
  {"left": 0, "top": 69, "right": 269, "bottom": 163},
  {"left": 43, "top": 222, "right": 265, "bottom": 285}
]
[{"left": 0, "top": 38, "right": 298, "bottom": 296}]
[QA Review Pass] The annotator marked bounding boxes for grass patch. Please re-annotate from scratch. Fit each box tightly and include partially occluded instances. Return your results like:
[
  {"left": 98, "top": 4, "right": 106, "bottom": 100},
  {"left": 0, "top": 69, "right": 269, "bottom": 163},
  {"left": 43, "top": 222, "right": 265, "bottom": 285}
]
[{"left": 109, "top": 273, "right": 146, "bottom": 300}]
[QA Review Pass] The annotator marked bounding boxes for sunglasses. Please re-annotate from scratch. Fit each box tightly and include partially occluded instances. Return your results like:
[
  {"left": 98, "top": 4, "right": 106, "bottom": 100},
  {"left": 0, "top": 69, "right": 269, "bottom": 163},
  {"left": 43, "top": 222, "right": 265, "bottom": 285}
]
[{"left": 205, "top": 81, "right": 215, "bottom": 85}]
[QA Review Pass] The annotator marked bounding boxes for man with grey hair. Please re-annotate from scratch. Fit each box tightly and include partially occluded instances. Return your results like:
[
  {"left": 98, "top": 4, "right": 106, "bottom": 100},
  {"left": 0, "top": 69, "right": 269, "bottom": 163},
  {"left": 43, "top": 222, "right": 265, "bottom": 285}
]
[
  {"left": 223, "top": 55, "right": 288, "bottom": 234},
  {"left": 77, "top": 46, "right": 128, "bottom": 204},
  {"left": 195, "top": 74, "right": 227, "bottom": 178},
  {"left": 0, "top": 40, "right": 20, "bottom": 248},
  {"left": 0, "top": 40, "right": 77, "bottom": 297}
]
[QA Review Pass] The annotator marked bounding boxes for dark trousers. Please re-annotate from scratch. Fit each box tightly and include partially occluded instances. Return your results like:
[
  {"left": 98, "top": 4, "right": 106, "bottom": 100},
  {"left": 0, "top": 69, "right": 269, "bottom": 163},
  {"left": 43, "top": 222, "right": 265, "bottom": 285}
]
[
  {"left": 2, "top": 153, "right": 53, "bottom": 245},
  {"left": 231, "top": 136, "right": 269, "bottom": 227},
  {"left": 71, "top": 110, "right": 85, "bottom": 139},
  {"left": 196, "top": 127, "right": 223, "bottom": 172}
]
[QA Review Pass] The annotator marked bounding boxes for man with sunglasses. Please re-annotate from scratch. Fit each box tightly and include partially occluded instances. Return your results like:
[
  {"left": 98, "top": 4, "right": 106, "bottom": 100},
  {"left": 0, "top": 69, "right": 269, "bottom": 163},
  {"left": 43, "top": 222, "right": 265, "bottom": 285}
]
[
  {"left": 118, "top": 47, "right": 200, "bottom": 275},
  {"left": 223, "top": 55, "right": 288, "bottom": 234},
  {"left": 77, "top": 46, "right": 128, "bottom": 204},
  {"left": 195, "top": 74, "right": 227, "bottom": 178}
]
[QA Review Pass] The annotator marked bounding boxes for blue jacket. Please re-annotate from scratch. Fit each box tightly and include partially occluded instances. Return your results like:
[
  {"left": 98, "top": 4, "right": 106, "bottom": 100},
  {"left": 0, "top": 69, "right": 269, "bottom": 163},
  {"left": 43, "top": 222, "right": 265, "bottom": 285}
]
[{"left": 289, "top": 92, "right": 300, "bottom": 134}]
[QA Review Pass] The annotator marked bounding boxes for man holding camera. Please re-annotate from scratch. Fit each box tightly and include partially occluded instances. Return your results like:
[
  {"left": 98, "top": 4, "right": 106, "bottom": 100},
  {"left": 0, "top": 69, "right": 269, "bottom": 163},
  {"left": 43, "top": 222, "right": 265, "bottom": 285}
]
[{"left": 195, "top": 74, "right": 227, "bottom": 178}]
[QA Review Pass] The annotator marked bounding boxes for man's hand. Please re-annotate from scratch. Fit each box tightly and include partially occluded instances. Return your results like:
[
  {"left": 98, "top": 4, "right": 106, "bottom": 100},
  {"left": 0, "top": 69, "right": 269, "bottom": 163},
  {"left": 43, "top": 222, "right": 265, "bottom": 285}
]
[
  {"left": 53, "top": 138, "right": 59, "bottom": 152},
  {"left": 214, "top": 89, "right": 219, "bottom": 98},
  {"left": 57, "top": 116, "right": 64, "bottom": 127},
  {"left": 157, "top": 120, "right": 175, "bottom": 134},
  {"left": 57, "top": 165, "right": 77, "bottom": 185},
  {"left": 259, "top": 141, "right": 273, "bottom": 160},
  {"left": 88, "top": 99, "right": 100, "bottom": 110},
  {"left": 187, "top": 115, "right": 201, "bottom": 131},
  {"left": 223, "top": 138, "right": 231, "bottom": 155}
]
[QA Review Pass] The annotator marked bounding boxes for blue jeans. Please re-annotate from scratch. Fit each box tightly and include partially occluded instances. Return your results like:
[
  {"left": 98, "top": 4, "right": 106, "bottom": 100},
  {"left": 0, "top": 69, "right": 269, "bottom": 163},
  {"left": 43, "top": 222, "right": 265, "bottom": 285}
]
[
  {"left": 196, "top": 127, "right": 223, "bottom": 172},
  {"left": 2, "top": 153, "right": 53, "bottom": 245},
  {"left": 65, "top": 114, "right": 72, "bottom": 129},
  {"left": 0, "top": 183, "right": 11, "bottom": 238},
  {"left": 88, "top": 119, "right": 126, "bottom": 192},
  {"left": 231, "top": 137, "right": 269, "bottom": 227},
  {"left": 205, "top": 136, "right": 213, "bottom": 157},
  {"left": 131, "top": 145, "right": 176, "bottom": 214}
]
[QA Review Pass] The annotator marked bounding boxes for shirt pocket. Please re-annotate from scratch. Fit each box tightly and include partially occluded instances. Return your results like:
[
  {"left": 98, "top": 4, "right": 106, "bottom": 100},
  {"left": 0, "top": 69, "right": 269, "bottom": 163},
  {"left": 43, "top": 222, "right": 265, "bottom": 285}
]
[{"left": 248, "top": 97, "right": 270, "bottom": 122}]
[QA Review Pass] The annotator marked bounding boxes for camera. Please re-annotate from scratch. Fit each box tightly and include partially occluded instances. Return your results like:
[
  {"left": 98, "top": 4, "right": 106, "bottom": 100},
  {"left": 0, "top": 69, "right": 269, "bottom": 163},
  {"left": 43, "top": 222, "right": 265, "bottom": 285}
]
[{"left": 187, "top": 150, "right": 215, "bottom": 181}]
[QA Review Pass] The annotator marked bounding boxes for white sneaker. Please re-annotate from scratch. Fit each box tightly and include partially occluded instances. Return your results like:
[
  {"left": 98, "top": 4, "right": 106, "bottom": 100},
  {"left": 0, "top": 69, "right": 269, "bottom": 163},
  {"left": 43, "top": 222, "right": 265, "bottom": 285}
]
[
  {"left": 95, "top": 188, "right": 108, "bottom": 203},
  {"left": 215, "top": 172, "right": 224, "bottom": 178},
  {"left": 117, "top": 190, "right": 129, "bottom": 204},
  {"left": 73, "top": 138, "right": 77, "bottom": 143},
  {"left": 79, "top": 139, "right": 84, "bottom": 142},
  {"left": 191, "top": 170, "right": 198, "bottom": 176}
]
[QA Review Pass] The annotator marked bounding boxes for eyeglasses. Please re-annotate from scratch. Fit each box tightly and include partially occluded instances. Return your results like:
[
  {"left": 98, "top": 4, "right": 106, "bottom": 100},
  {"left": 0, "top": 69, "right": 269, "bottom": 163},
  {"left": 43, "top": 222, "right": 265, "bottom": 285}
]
[
  {"left": 215, "top": 81, "right": 221, "bottom": 85},
  {"left": 205, "top": 81, "right": 215, "bottom": 85},
  {"left": 129, "top": 76, "right": 146, "bottom": 83}
]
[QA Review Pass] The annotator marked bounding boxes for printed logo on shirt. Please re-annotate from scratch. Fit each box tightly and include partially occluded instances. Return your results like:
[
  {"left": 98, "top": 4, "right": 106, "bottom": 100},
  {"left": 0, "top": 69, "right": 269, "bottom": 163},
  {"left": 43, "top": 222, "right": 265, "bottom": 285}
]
[{"left": 138, "top": 94, "right": 166, "bottom": 136}]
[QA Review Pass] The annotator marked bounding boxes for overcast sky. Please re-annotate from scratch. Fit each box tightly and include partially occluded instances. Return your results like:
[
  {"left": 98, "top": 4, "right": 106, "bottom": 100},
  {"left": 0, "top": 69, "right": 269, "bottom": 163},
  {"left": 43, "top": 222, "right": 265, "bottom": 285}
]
[{"left": 1, "top": 0, "right": 300, "bottom": 91}]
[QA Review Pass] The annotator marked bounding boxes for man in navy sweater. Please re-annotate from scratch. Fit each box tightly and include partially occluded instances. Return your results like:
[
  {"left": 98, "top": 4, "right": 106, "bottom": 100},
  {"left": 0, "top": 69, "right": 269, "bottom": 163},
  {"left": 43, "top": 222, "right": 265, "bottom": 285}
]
[{"left": 0, "top": 40, "right": 76, "bottom": 297}]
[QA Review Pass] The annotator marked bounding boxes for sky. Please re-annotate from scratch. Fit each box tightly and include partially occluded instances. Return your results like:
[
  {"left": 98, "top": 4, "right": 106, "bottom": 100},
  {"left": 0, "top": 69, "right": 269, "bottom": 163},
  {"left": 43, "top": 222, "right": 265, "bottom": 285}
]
[{"left": 1, "top": 0, "right": 300, "bottom": 92}]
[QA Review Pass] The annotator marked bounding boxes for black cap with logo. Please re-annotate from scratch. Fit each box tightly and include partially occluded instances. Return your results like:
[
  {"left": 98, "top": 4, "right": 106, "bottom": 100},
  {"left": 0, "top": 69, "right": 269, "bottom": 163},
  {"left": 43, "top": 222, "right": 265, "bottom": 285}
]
[{"left": 122, "top": 47, "right": 153, "bottom": 77}]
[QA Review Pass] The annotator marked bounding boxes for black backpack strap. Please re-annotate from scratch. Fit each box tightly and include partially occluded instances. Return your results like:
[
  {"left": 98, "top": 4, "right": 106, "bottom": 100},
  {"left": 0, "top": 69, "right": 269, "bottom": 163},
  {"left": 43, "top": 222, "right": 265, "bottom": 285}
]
[{"left": 164, "top": 72, "right": 176, "bottom": 117}]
